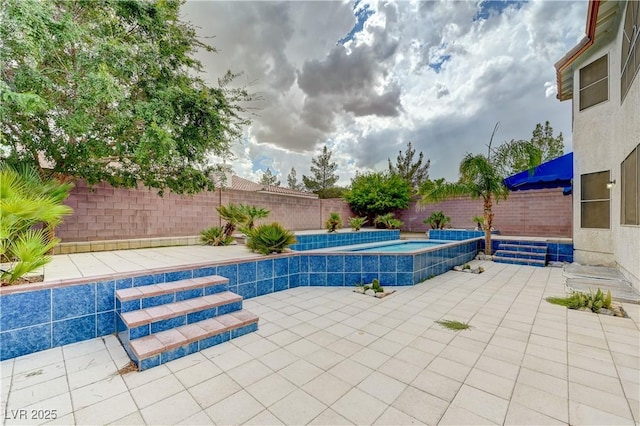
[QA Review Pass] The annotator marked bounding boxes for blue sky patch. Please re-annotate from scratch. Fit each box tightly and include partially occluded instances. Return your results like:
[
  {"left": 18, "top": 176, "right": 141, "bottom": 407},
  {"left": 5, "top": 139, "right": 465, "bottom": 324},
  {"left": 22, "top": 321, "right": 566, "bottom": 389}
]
[
  {"left": 338, "top": 1, "right": 375, "bottom": 45},
  {"left": 474, "top": 0, "right": 526, "bottom": 21},
  {"left": 429, "top": 54, "right": 451, "bottom": 73}
]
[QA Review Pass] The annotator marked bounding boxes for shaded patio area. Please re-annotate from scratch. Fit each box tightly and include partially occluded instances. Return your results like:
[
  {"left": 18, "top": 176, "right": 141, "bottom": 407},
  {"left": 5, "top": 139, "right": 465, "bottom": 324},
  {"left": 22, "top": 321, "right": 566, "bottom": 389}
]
[{"left": 2, "top": 261, "right": 638, "bottom": 425}]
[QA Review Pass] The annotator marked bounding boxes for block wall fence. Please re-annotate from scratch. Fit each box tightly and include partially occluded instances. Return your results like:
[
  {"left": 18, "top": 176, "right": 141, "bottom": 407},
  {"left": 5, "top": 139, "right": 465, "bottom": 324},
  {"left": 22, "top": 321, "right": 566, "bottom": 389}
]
[{"left": 56, "top": 182, "right": 572, "bottom": 243}]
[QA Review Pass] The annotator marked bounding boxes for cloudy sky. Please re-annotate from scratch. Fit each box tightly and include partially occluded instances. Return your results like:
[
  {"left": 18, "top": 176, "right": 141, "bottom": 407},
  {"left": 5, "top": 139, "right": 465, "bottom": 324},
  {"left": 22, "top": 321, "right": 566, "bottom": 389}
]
[{"left": 181, "top": 0, "right": 587, "bottom": 186}]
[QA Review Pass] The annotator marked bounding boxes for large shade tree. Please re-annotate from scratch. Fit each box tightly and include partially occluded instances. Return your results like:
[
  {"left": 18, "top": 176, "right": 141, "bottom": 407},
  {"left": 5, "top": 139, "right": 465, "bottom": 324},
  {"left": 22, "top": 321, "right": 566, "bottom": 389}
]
[
  {"left": 344, "top": 172, "right": 411, "bottom": 225},
  {"left": 1, "top": 0, "right": 252, "bottom": 195},
  {"left": 419, "top": 124, "right": 508, "bottom": 255}
]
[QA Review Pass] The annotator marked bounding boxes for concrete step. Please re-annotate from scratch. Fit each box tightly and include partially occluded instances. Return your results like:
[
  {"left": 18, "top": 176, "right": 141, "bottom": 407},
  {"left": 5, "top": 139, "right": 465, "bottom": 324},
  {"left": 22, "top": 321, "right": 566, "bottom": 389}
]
[
  {"left": 116, "top": 275, "right": 229, "bottom": 312},
  {"left": 498, "top": 243, "right": 548, "bottom": 253},
  {"left": 493, "top": 256, "right": 546, "bottom": 267},
  {"left": 129, "top": 310, "right": 259, "bottom": 370},
  {"left": 118, "top": 291, "right": 243, "bottom": 340},
  {"left": 494, "top": 250, "right": 547, "bottom": 260}
]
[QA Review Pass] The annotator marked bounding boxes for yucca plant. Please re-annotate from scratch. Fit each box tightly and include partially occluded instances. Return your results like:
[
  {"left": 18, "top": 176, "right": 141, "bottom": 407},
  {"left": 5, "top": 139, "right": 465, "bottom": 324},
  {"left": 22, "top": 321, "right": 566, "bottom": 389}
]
[
  {"left": 348, "top": 216, "right": 367, "bottom": 231},
  {"left": 200, "top": 226, "right": 235, "bottom": 246},
  {"left": 325, "top": 212, "right": 342, "bottom": 233},
  {"left": 1, "top": 166, "right": 73, "bottom": 285},
  {"left": 246, "top": 222, "right": 296, "bottom": 255}
]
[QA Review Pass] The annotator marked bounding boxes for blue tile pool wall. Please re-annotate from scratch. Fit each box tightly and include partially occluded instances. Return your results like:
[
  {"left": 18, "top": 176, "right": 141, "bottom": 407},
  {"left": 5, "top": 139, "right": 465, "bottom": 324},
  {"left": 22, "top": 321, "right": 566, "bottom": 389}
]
[
  {"left": 484, "top": 238, "right": 574, "bottom": 263},
  {"left": 290, "top": 230, "right": 400, "bottom": 251},
  {"left": 429, "top": 229, "right": 500, "bottom": 241},
  {"left": 0, "top": 237, "right": 479, "bottom": 361}
]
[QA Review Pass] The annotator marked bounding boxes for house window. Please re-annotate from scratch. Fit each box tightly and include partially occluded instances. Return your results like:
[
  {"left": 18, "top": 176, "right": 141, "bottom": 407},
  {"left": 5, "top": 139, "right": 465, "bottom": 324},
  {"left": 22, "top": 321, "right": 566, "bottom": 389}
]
[
  {"left": 621, "top": 144, "right": 640, "bottom": 225},
  {"left": 581, "top": 171, "right": 610, "bottom": 229},
  {"left": 579, "top": 55, "right": 608, "bottom": 110},
  {"left": 621, "top": 0, "right": 640, "bottom": 101}
]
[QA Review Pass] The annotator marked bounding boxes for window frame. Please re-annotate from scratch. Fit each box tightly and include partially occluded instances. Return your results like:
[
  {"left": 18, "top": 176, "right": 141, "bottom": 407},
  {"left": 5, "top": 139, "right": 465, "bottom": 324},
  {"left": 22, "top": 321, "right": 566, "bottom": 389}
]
[
  {"left": 621, "top": 144, "right": 640, "bottom": 226},
  {"left": 579, "top": 54, "right": 609, "bottom": 111},
  {"left": 580, "top": 170, "right": 611, "bottom": 229},
  {"left": 621, "top": 0, "right": 640, "bottom": 102}
]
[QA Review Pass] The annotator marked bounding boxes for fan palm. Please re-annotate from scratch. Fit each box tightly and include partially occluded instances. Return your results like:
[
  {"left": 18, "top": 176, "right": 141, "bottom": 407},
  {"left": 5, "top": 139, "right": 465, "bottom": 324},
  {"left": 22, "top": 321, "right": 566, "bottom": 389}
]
[
  {"left": 239, "top": 204, "right": 270, "bottom": 230},
  {"left": 419, "top": 124, "right": 508, "bottom": 255},
  {"left": 216, "top": 203, "right": 248, "bottom": 238}
]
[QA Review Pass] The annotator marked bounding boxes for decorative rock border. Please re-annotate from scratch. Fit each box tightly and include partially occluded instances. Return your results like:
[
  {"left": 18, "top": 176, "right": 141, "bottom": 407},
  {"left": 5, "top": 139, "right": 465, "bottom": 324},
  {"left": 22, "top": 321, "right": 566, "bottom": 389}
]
[{"left": 353, "top": 287, "right": 396, "bottom": 298}]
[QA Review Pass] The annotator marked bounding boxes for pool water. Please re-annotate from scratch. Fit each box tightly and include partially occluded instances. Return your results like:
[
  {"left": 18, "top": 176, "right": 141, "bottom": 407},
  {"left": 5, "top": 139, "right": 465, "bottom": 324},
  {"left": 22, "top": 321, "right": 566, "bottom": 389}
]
[{"left": 346, "top": 241, "right": 445, "bottom": 253}]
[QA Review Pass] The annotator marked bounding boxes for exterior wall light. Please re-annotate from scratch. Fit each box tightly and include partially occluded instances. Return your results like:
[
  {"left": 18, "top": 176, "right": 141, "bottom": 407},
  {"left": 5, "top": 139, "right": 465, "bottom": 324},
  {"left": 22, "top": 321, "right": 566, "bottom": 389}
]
[{"left": 606, "top": 179, "right": 616, "bottom": 189}]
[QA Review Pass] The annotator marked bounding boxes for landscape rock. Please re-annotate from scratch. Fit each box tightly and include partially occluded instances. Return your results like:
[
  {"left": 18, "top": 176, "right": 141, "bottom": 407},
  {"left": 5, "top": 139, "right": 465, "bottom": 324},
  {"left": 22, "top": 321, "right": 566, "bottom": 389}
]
[{"left": 365, "top": 289, "right": 376, "bottom": 296}]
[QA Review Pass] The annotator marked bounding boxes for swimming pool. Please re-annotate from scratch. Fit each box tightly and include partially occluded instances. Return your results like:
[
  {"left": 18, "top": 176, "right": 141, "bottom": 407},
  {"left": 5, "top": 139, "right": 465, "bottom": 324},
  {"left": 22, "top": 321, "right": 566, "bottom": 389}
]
[{"left": 345, "top": 241, "right": 445, "bottom": 253}]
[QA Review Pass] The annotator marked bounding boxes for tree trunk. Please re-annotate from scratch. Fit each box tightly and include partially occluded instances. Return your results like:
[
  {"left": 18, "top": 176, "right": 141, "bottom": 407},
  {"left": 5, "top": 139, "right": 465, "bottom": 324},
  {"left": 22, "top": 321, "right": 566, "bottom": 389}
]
[{"left": 483, "top": 196, "right": 494, "bottom": 255}]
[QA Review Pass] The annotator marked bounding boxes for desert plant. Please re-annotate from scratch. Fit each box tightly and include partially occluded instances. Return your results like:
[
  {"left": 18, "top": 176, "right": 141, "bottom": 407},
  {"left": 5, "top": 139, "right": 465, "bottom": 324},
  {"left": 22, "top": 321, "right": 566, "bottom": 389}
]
[
  {"left": 423, "top": 210, "right": 451, "bottom": 229},
  {"left": 239, "top": 204, "right": 270, "bottom": 230},
  {"left": 435, "top": 319, "right": 471, "bottom": 331},
  {"left": 370, "top": 278, "right": 383, "bottom": 293},
  {"left": 472, "top": 215, "right": 484, "bottom": 230},
  {"left": 374, "top": 213, "right": 403, "bottom": 229},
  {"left": 1, "top": 166, "right": 73, "bottom": 285},
  {"left": 245, "top": 222, "right": 296, "bottom": 255},
  {"left": 216, "top": 203, "right": 248, "bottom": 238},
  {"left": 348, "top": 216, "right": 367, "bottom": 231},
  {"left": 200, "top": 226, "right": 235, "bottom": 246},
  {"left": 546, "top": 289, "right": 612, "bottom": 313},
  {"left": 325, "top": 212, "right": 342, "bottom": 233}
]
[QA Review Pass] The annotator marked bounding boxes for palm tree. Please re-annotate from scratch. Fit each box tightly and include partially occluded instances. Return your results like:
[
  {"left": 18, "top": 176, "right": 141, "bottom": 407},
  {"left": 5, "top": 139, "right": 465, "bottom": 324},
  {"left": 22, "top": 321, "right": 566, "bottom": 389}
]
[
  {"left": 216, "top": 203, "right": 248, "bottom": 239},
  {"left": 239, "top": 204, "right": 270, "bottom": 230},
  {"left": 419, "top": 124, "right": 508, "bottom": 255}
]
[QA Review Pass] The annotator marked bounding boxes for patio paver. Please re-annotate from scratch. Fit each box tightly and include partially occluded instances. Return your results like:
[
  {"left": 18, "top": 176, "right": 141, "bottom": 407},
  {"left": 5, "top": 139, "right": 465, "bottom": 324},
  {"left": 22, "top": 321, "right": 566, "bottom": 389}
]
[{"left": 1, "top": 260, "right": 639, "bottom": 425}]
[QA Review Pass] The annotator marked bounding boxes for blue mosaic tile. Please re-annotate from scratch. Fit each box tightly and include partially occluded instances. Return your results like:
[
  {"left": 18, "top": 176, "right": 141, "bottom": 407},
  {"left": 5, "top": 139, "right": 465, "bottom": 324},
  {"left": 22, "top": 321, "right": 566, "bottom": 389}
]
[
  {"left": 133, "top": 275, "right": 155, "bottom": 287},
  {"left": 231, "top": 322, "right": 258, "bottom": 339},
  {"left": 116, "top": 314, "right": 127, "bottom": 333},
  {"left": 274, "top": 276, "right": 289, "bottom": 292},
  {"left": 97, "top": 312, "right": 115, "bottom": 336},
  {"left": 187, "top": 307, "right": 217, "bottom": 324},
  {"left": 257, "top": 260, "right": 274, "bottom": 280},
  {"left": 327, "top": 257, "right": 344, "bottom": 272},
  {"left": 1, "top": 289, "right": 51, "bottom": 331},
  {"left": 51, "top": 284, "right": 97, "bottom": 323},
  {"left": 116, "top": 278, "right": 133, "bottom": 289},
  {"left": 299, "top": 256, "right": 309, "bottom": 272},
  {"left": 0, "top": 324, "right": 51, "bottom": 361},
  {"left": 193, "top": 267, "right": 217, "bottom": 278},
  {"left": 130, "top": 325, "right": 150, "bottom": 339},
  {"left": 151, "top": 316, "right": 186, "bottom": 333},
  {"left": 238, "top": 262, "right": 257, "bottom": 284},
  {"left": 309, "top": 273, "right": 327, "bottom": 286},
  {"left": 380, "top": 256, "right": 397, "bottom": 272},
  {"left": 289, "top": 274, "right": 301, "bottom": 288},
  {"left": 53, "top": 315, "right": 96, "bottom": 347},
  {"left": 217, "top": 265, "right": 238, "bottom": 286},
  {"left": 344, "top": 273, "right": 362, "bottom": 286},
  {"left": 397, "top": 256, "right": 413, "bottom": 272},
  {"left": 288, "top": 257, "right": 300, "bottom": 274},
  {"left": 362, "top": 255, "right": 379, "bottom": 273},
  {"left": 120, "top": 299, "right": 141, "bottom": 313},
  {"left": 379, "top": 272, "right": 397, "bottom": 286},
  {"left": 205, "top": 284, "right": 226, "bottom": 295},
  {"left": 222, "top": 301, "right": 243, "bottom": 315},
  {"left": 96, "top": 281, "right": 115, "bottom": 313},
  {"left": 309, "top": 256, "right": 327, "bottom": 273},
  {"left": 344, "top": 255, "right": 362, "bottom": 272},
  {"left": 274, "top": 258, "right": 289, "bottom": 277},
  {"left": 558, "top": 244, "right": 573, "bottom": 255},
  {"left": 327, "top": 273, "right": 345, "bottom": 286},
  {"left": 199, "top": 331, "right": 230, "bottom": 350},
  {"left": 176, "top": 288, "right": 204, "bottom": 302},
  {"left": 140, "top": 355, "right": 161, "bottom": 370},
  {"left": 256, "top": 279, "right": 274, "bottom": 296},
  {"left": 227, "top": 284, "right": 239, "bottom": 295},
  {"left": 362, "top": 273, "right": 378, "bottom": 284},
  {"left": 162, "top": 342, "right": 199, "bottom": 364},
  {"left": 142, "top": 294, "right": 175, "bottom": 309},
  {"left": 166, "top": 270, "right": 192, "bottom": 282},
  {"left": 237, "top": 283, "right": 257, "bottom": 299}
]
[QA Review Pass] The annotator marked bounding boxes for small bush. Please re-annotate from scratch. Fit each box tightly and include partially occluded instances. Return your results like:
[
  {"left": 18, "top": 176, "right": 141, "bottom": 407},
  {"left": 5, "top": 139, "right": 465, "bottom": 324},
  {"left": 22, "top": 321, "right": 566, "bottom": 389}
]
[
  {"left": 326, "top": 212, "right": 342, "bottom": 233},
  {"left": 423, "top": 210, "right": 451, "bottom": 229},
  {"left": 200, "top": 226, "right": 234, "bottom": 246},
  {"left": 348, "top": 216, "right": 367, "bottom": 231},
  {"left": 436, "top": 319, "right": 471, "bottom": 331},
  {"left": 546, "top": 288, "right": 612, "bottom": 313},
  {"left": 246, "top": 222, "right": 296, "bottom": 255},
  {"left": 374, "top": 213, "right": 403, "bottom": 229}
]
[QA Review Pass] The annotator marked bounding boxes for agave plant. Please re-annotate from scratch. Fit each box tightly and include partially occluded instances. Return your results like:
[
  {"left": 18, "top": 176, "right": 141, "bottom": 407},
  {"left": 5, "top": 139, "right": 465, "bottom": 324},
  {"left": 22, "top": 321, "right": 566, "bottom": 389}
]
[
  {"left": 216, "top": 203, "right": 248, "bottom": 238},
  {"left": 200, "top": 226, "right": 235, "bottom": 246},
  {"left": 348, "top": 216, "right": 367, "bottom": 231},
  {"left": 374, "top": 213, "right": 403, "bottom": 230},
  {"left": 1, "top": 166, "right": 73, "bottom": 285},
  {"left": 325, "top": 212, "right": 342, "bottom": 233},
  {"left": 246, "top": 222, "right": 296, "bottom": 255}
]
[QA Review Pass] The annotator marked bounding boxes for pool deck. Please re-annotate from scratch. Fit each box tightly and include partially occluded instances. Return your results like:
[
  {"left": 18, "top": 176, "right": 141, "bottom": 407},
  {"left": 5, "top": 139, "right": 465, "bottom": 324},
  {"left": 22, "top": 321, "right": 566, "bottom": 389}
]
[{"left": 1, "top": 259, "right": 639, "bottom": 425}]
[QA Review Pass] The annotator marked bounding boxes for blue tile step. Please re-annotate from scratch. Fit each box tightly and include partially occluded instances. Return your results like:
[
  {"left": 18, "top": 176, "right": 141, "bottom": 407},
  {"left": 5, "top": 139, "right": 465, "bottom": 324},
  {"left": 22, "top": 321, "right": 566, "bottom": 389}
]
[
  {"left": 494, "top": 250, "right": 547, "bottom": 260},
  {"left": 498, "top": 244, "right": 548, "bottom": 253},
  {"left": 493, "top": 256, "right": 546, "bottom": 267},
  {"left": 118, "top": 292, "right": 243, "bottom": 340},
  {"left": 129, "top": 310, "right": 259, "bottom": 370},
  {"left": 116, "top": 275, "right": 229, "bottom": 312}
]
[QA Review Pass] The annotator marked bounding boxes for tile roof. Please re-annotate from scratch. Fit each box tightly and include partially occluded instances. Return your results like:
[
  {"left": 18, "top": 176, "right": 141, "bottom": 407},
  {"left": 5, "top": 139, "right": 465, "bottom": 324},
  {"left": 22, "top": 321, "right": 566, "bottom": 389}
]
[{"left": 230, "top": 175, "right": 318, "bottom": 199}]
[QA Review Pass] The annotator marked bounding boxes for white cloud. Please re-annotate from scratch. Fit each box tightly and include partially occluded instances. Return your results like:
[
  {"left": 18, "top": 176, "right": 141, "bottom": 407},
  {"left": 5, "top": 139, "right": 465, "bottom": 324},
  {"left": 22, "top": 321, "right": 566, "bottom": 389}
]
[{"left": 183, "top": 0, "right": 587, "bottom": 186}]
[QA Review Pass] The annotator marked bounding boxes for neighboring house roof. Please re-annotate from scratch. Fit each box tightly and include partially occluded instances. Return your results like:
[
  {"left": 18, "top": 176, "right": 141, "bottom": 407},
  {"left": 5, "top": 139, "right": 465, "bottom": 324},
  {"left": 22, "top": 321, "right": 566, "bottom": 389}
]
[
  {"left": 555, "top": 0, "right": 624, "bottom": 101},
  {"left": 230, "top": 175, "right": 319, "bottom": 199}
]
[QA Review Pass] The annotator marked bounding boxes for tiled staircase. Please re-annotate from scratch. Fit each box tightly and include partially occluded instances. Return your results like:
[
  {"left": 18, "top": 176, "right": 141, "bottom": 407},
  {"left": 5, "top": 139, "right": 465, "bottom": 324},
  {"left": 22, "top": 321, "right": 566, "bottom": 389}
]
[
  {"left": 116, "top": 275, "right": 258, "bottom": 370},
  {"left": 493, "top": 241, "right": 548, "bottom": 267}
]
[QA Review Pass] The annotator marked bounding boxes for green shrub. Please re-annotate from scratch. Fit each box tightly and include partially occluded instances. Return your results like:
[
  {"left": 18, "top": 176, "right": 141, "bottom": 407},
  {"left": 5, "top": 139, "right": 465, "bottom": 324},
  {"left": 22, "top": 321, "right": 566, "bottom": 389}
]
[
  {"left": 423, "top": 210, "right": 451, "bottom": 229},
  {"left": 200, "top": 226, "right": 234, "bottom": 246},
  {"left": 546, "top": 288, "right": 613, "bottom": 313},
  {"left": 374, "top": 213, "right": 403, "bottom": 229},
  {"left": 348, "top": 216, "right": 367, "bottom": 231},
  {"left": 435, "top": 319, "right": 471, "bottom": 331},
  {"left": 239, "top": 204, "right": 270, "bottom": 230},
  {"left": 246, "top": 222, "right": 296, "bottom": 255},
  {"left": 325, "top": 212, "right": 342, "bottom": 233},
  {"left": 216, "top": 203, "right": 248, "bottom": 238}
]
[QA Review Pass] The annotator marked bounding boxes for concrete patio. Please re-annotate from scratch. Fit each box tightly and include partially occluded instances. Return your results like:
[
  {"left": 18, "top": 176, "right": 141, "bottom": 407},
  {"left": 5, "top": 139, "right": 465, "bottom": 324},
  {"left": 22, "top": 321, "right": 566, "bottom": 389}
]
[{"left": 1, "top": 260, "right": 639, "bottom": 425}]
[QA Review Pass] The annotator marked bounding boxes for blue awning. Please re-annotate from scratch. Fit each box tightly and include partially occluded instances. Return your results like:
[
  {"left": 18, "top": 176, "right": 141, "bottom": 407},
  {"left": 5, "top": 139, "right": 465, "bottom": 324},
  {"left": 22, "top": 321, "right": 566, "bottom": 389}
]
[{"left": 503, "top": 152, "right": 573, "bottom": 194}]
